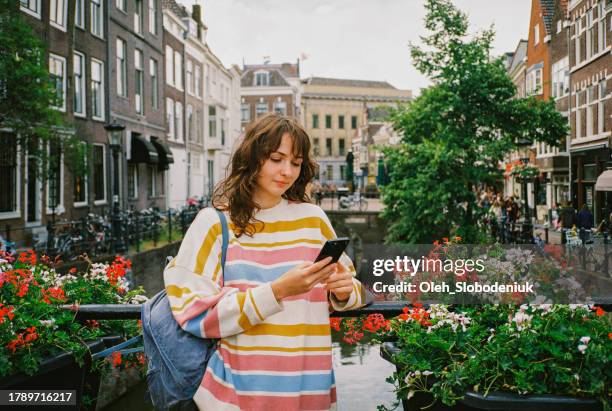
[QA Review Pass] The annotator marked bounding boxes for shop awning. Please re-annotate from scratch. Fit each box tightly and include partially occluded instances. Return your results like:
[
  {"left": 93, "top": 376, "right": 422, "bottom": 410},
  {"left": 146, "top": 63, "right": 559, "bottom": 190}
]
[
  {"left": 595, "top": 170, "right": 612, "bottom": 191},
  {"left": 151, "top": 137, "right": 174, "bottom": 171},
  {"left": 130, "top": 134, "right": 158, "bottom": 164}
]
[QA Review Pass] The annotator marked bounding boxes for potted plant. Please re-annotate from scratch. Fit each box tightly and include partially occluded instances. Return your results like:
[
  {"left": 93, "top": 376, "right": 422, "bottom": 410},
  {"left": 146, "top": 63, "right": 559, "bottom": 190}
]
[
  {"left": 509, "top": 163, "right": 541, "bottom": 183},
  {"left": 0, "top": 249, "right": 147, "bottom": 409}
]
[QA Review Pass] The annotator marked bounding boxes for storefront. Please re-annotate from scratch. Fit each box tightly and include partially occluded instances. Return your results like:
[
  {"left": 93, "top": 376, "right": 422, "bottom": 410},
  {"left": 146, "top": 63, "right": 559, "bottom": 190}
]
[{"left": 572, "top": 146, "right": 610, "bottom": 225}]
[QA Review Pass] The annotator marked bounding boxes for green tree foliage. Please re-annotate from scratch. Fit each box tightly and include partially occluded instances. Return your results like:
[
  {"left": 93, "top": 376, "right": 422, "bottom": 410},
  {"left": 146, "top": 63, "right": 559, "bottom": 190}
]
[
  {"left": 0, "top": 0, "right": 87, "bottom": 178},
  {"left": 381, "top": 0, "right": 568, "bottom": 244}
]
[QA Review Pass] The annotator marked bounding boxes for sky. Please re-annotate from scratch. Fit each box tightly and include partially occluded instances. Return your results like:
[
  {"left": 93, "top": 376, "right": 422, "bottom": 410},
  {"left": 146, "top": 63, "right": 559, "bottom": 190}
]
[{"left": 177, "top": 0, "right": 532, "bottom": 95}]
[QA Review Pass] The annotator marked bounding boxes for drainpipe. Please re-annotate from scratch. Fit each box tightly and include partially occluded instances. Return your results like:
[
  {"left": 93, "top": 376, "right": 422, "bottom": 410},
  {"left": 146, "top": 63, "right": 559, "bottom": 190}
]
[{"left": 567, "top": 17, "right": 573, "bottom": 204}]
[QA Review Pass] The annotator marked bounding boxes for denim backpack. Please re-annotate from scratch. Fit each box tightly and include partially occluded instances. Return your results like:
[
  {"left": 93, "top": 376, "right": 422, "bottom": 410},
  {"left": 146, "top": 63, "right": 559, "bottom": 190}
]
[{"left": 142, "top": 209, "right": 228, "bottom": 411}]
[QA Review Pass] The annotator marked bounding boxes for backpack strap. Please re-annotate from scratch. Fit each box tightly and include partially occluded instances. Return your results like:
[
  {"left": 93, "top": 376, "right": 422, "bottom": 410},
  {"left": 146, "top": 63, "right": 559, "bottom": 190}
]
[{"left": 215, "top": 209, "right": 228, "bottom": 271}]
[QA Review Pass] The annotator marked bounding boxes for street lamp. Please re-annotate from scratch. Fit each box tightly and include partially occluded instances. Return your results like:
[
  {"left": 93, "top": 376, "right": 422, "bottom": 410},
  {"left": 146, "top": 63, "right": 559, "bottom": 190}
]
[
  {"left": 516, "top": 138, "right": 534, "bottom": 243},
  {"left": 104, "top": 122, "right": 125, "bottom": 254}
]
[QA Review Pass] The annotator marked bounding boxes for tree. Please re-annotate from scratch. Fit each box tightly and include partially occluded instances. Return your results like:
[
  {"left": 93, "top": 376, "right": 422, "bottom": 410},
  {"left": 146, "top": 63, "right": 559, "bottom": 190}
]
[
  {"left": 0, "top": 0, "right": 86, "bottom": 178},
  {"left": 381, "top": 0, "right": 567, "bottom": 244}
]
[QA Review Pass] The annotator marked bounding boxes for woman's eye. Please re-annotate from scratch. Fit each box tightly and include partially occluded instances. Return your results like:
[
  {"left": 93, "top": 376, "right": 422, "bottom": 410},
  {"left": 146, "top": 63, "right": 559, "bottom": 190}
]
[
  {"left": 292, "top": 162, "right": 302, "bottom": 167},
  {"left": 270, "top": 158, "right": 281, "bottom": 162}
]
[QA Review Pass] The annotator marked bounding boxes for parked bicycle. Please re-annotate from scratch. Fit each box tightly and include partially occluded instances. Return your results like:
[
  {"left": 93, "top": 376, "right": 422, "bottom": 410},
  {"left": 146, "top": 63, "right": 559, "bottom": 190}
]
[{"left": 339, "top": 192, "right": 369, "bottom": 211}]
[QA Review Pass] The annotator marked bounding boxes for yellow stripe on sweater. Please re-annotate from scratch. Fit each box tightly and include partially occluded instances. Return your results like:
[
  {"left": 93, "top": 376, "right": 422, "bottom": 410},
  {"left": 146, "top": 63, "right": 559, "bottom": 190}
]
[
  {"left": 243, "top": 323, "right": 331, "bottom": 337},
  {"left": 220, "top": 340, "right": 331, "bottom": 353},
  {"left": 195, "top": 222, "right": 222, "bottom": 274},
  {"left": 248, "top": 288, "right": 264, "bottom": 321},
  {"left": 236, "top": 292, "right": 252, "bottom": 331},
  {"left": 229, "top": 217, "right": 334, "bottom": 240}
]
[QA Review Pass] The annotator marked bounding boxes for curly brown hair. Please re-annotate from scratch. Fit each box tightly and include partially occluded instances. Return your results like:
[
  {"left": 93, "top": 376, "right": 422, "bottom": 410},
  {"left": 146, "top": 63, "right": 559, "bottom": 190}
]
[{"left": 212, "top": 113, "right": 318, "bottom": 237}]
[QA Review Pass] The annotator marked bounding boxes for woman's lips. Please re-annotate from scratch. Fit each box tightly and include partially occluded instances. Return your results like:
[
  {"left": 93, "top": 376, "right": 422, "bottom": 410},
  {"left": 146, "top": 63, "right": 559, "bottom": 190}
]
[{"left": 274, "top": 181, "right": 289, "bottom": 187}]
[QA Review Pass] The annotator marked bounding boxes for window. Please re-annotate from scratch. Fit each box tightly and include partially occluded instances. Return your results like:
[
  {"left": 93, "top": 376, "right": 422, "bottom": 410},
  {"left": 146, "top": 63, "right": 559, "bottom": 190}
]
[
  {"left": 49, "top": 0, "right": 66, "bottom": 30},
  {"left": 340, "top": 165, "right": 346, "bottom": 181},
  {"left": 598, "top": 3, "right": 607, "bottom": 52},
  {"left": 175, "top": 102, "right": 183, "bottom": 140},
  {"left": 75, "top": 0, "right": 85, "bottom": 28},
  {"left": 150, "top": 59, "right": 158, "bottom": 110},
  {"left": 91, "top": 0, "right": 103, "bottom": 38},
  {"left": 0, "top": 133, "right": 19, "bottom": 214},
  {"left": 534, "top": 23, "right": 539, "bottom": 45},
  {"left": 148, "top": 166, "right": 156, "bottom": 197},
  {"left": 273, "top": 100, "right": 286, "bottom": 115},
  {"left": 598, "top": 81, "right": 606, "bottom": 134},
  {"left": 20, "top": 0, "right": 41, "bottom": 18},
  {"left": 186, "top": 60, "right": 193, "bottom": 94},
  {"left": 73, "top": 52, "right": 85, "bottom": 116},
  {"left": 241, "top": 104, "right": 250, "bottom": 122},
  {"left": 91, "top": 59, "right": 104, "bottom": 119},
  {"left": 312, "top": 114, "right": 319, "bottom": 128},
  {"left": 338, "top": 115, "right": 345, "bottom": 129},
  {"left": 135, "top": 0, "right": 143, "bottom": 34},
  {"left": 221, "top": 118, "right": 225, "bottom": 146},
  {"left": 326, "top": 165, "right": 333, "bottom": 181},
  {"left": 557, "top": 20, "right": 562, "bottom": 34},
  {"left": 325, "top": 115, "right": 332, "bottom": 129},
  {"left": 313, "top": 138, "right": 320, "bottom": 156},
  {"left": 116, "top": 0, "right": 126, "bottom": 12},
  {"left": 195, "top": 66, "right": 201, "bottom": 98},
  {"left": 339, "top": 139, "right": 345, "bottom": 156},
  {"left": 187, "top": 105, "right": 193, "bottom": 141},
  {"left": 165, "top": 46, "right": 174, "bottom": 86},
  {"left": 128, "top": 163, "right": 138, "bottom": 199},
  {"left": 46, "top": 140, "right": 63, "bottom": 212},
  {"left": 174, "top": 51, "right": 182, "bottom": 89},
  {"left": 256, "top": 102, "right": 267, "bottom": 117},
  {"left": 351, "top": 115, "right": 357, "bottom": 129},
  {"left": 73, "top": 148, "right": 87, "bottom": 205},
  {"left": 575, "top": 21, "right": 582, "bottom": 65},
  {"left": 325, "top": 138, "right": 332, "bottom": 156},
  {"left": 208, "top": 106, "right": 216, "bottom": 137},
  {"left": 552, "top": 57, "right": 569, "bottom": 98},
  {"left": 586, "top": 85, "right": 595, "bottom": 136},
  {"left": 166, "top": 98, "right": 174, "bottom": 139},
  {"left": 526, "top": 67, "right": 543, "bottom": 96},
  {"left": 135, "top": 49, "right": 144, "bottom": 114},
  {"left": 148, "top": 0, "right": 157, "bottom": 35},
  {"left": 49, "top": 54, "right": 66, "bottom": 111},
  {"left": 93, "top": 144, "right": 106, "bottom": 203},
  {"left": 586, "top": 9, "right": 595, "bottom": 58},
  {"left": 255, "top": 72, "right": 269, "bottom": 86},
  {"left": 116, "top": 38, "right": 127, "bottom": 97},
  {"left": 194, "top": 110, "right": 201, "bottom": 142}
]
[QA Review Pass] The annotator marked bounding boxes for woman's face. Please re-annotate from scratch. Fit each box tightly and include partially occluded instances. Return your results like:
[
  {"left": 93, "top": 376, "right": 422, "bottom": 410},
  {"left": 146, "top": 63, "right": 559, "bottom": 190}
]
[{"left": 255, "top": 133, "right": 303, "bottom": 203}]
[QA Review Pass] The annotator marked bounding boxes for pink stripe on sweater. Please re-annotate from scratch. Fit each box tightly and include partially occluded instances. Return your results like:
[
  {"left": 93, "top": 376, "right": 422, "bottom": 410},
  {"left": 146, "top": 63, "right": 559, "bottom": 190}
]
[
  {"left": 228, "top": 246, "right": 319, "bottom": 265},
  {"left": 173, "top": 288, "right": 231, "bottom": 326},
  {"left": 204, "top": 372, "right": 335, "bottom": 410},
  {"left": 217, "top": 346, "right": 332, "bottom": 371}
]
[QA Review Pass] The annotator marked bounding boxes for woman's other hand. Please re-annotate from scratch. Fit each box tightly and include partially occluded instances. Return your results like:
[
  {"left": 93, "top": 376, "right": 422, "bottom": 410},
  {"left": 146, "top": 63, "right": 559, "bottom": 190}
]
[
  {"left": 271, "top": 257, "right": 336, "bottom": 301},
  {"left": 324, "top": 263, "right": 353, "bottom": 301}
]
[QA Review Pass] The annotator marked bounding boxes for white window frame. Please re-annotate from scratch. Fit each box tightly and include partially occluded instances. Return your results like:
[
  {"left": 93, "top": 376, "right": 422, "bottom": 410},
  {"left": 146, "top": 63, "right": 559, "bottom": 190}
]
[
  {"left": 90, "top": 0, "right": 104, "bottom": 39},
  {"left": 91, "top": 58, "right": 105, "bottom": 121},
  {"left": 533, "top": 24, "right": 539, "bottom": 46},
  {"left": 0, "top": 135, "right": 21, "bottom": 220},
  {"left": 241, "top": 104, "right": 250, "bottom": 122},
  {"left": 148, "top": 165, "right": 157, "bottom": 197},
  {"left": 208, "top": 105, "right": 216, "bottom": 138},
  {"left": 186, "top": 60, "right": 193, "bottom": 95},
  {"left": 75, "top": 0, "right": 85, "bottom": 29},
  {"left": 116, "top": 0, "right": 126, "bottom": 13},
  {"left": 166, "top": 98, "right": 175, "bottom": 139},
  {"left": 128, "top": 163, "right": 139, "bottom": 199},
  {"left": 73, "top": 51, "right": 86, "bottom": 117},
  {"left": 116, "top": 38, "right": 127, "bottom": 97},
  {"left": 49, "top": 0, "right": 67, "bottom": 31},
  {"left": 256, "top": 102, "right": 268, "bottom": 117},
  {"left": 150, "top": 58, "right": 158, "bottom": 110},
  {"left": 187, "top": 104, "right": 193, "bottom": 141},
  {"left": 255, "top": 71, "right": 269, "bottom": 86},
  {"left": 195, "top": 65, "right": 201, "bottom": 98},
  {"left": 174, "top": 50, "right": 183, "bottom": 90},
  {"left": 598, "top": 81, "right": 607, "bottom": 135},
  {"left": 134, "top": 0, "right": 143, "bottom": 35},
  {"left": 135, "top": 48, "right": 144, "bottom": 114},
  {"left": 148, "top": 0, "right": 157, "bottom": 35},
  {"left": 49, "top": 53, "right": 66, "bottom": 112},
  {"left": 46, "top": 141, "right": 65, "bottom": 215},
  {"left": 165, "top": 46, "right": 174, "bottom": 86},
  {"left": 73, "top": 145, "right": 88, "bottom": 207},
  {"left": 273, "top": 100, "right": 287, "bottom": 115},
  {"left": 586, "top": 85, "right": 595, "bottom": 137},
  {"left": 551, "top": 57, "right": 569, "bottom": 99},
  {"left": 92, "top": 143, "right": 107, "bottom": 205},
  {"left": 175, "top": 102, "right": 183, "bottom": 140},
  {"left": 20, "top": 0, "right": 41, "bottom": 19}
]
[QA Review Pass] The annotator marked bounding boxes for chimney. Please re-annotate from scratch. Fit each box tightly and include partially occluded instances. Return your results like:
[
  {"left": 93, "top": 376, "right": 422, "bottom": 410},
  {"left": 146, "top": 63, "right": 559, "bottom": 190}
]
[{"left": 192, "top": 4, "right": 202, "bottom": 25}]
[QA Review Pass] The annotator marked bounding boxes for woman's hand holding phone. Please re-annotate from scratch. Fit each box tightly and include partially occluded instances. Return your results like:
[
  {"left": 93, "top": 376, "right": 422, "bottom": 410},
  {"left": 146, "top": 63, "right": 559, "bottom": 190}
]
[
  {"left": 324, "top": 263, "right": 353, "bottom": 302},
  {"left": 271, "top": 257, "right": 337, "bottom": 301}
]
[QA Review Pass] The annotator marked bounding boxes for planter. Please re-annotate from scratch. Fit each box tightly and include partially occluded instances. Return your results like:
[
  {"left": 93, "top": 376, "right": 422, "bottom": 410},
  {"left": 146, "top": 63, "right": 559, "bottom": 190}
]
[
  {"left": 380, "top": 342, "right": 603, "bottom": 411},
  {"left": 0, "top": 339, "right": 106, "bottom": 411}
]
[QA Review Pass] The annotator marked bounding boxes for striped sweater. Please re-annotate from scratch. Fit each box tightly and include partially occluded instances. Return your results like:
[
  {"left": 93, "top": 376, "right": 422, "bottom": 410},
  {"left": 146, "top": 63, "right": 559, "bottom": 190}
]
[{"left": 163, "top": 199, "right": 366, "bottom": 411}]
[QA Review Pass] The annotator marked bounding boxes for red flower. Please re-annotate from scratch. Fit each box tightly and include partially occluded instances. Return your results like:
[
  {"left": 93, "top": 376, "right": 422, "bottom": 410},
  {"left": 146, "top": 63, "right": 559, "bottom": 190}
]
[
  {"left": 111, "top": 351, "right": 122, "bottom": 367},
  {"left": 85, "top": 320, "right": 100, "bottom": 329},
  {"left": 329, "top": 317, "right": 342, "bottom": 332},
  {"left": 608, "top": 332, "right": 612, "bottom": 341},
  {"left": 595, "top": 306, "right": 605, "bottom": 316},
  {"left": 69, "top": 267, "right": 77, "bottom": 274}
]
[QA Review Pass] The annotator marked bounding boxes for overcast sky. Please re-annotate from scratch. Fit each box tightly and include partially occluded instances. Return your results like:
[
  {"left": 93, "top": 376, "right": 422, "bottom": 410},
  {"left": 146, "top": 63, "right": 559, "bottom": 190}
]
[{"left": 177, "top": 0, "right": 532, "bottom": 95}]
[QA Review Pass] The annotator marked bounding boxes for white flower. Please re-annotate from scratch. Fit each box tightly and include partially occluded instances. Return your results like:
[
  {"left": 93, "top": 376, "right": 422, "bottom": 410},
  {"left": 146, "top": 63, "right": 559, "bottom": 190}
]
[
  {"left": 574, "top": 374, "right": 580, "bottom": 381},
  {"left": 128, "top": 294, "right": 148, "bottom": 304},
  {"left": 40, "top": 319, "right": 56, "bottom": 327},
  {"left": 579, "top": 336, "right": 590, "bottom": 344},
  {"left": 577, "top": 344, "right": 588, "bottom": 354},
  {"left": 422, "top": 371, "right": 433, "bottom": 376}
]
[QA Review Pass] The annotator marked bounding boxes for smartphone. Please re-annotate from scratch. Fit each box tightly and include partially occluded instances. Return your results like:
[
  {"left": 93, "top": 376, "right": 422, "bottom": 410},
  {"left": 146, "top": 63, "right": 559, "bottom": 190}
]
[{"left": 314, "top": 237, "right": 350, "bottom": 265}]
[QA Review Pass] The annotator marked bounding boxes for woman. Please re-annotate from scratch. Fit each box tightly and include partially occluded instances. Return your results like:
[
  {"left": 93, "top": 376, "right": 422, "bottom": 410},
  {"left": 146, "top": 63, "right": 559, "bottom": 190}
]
[{"left": 163, "top": 113, "right": 366, "bottom": 410}]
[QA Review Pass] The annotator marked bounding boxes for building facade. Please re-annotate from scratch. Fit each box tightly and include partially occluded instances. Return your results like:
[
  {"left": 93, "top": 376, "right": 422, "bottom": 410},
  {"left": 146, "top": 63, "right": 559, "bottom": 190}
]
[
  {"left": 301, "top": 77, "right": 411, "bottom": 187},
  {"left": 240, "top": 61, "right": 301, "bottom": 129},
  {"left": 568, "top": 0, "right": 611, "bottom": 224}
]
